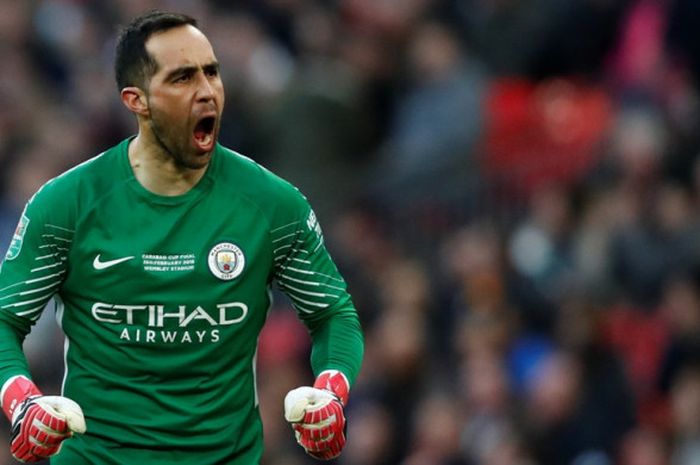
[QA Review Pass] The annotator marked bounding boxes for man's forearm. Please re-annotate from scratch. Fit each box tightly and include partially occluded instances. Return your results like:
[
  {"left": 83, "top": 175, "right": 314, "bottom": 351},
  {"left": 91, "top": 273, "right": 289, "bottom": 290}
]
[
  {"left": 308, "top": 310, "right": 364, "bottom": 386},
  {"left": 0, "top": 319, "right": 32, "bottom": 389}
]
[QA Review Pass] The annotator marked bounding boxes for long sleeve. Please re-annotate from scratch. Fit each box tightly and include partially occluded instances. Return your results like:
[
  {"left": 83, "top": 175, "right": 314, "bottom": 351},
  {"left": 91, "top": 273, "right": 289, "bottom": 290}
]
[
  {"left": 0, "top": 187, "right": 72, "bottom": 387},
  {"left": 272, "top": 208, "right": 364, "bottom": 385}
]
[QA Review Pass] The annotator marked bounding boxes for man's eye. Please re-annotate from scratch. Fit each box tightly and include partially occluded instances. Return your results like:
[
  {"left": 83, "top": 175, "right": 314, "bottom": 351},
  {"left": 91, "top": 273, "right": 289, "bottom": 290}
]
[
  {"left": 174, "top": 74, "right": 191, "bottom": 83},
  {"left": 205, "top": 68, "right": 218, "bottom": 77}
]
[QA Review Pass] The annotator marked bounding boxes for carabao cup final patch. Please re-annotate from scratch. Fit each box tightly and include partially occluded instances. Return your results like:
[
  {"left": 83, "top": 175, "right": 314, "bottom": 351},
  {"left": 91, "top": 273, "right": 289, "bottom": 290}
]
[
  {"left": 208, "top": 242, "right": 245, "bottom": 280},
  {"left": 6, "top": 213, "right": 30, "bottom": 261}
]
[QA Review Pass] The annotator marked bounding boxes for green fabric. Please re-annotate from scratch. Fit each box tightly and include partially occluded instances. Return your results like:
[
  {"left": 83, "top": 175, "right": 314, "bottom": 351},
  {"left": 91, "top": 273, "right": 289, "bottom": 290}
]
[{"left": 0, "top": 138, "right": 363, "bottom": 464}]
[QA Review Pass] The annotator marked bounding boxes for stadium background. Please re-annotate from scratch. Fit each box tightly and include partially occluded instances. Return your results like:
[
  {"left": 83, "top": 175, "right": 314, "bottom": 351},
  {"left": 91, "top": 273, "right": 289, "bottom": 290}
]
[{"left": 2, "top": 0, "right": 700, "bottom": 464}]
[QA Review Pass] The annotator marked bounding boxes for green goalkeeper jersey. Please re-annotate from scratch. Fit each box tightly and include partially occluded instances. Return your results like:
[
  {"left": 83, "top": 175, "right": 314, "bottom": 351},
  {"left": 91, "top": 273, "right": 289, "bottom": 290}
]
[{"left": 0, "top": 138, "right": 363, "bottom": 464}]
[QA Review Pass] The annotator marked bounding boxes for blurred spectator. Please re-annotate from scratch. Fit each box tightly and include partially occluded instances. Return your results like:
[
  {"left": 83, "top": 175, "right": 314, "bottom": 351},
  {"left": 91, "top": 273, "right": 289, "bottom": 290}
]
[
  {"left": 371, "top": 18, "right": 486, "bottom": 219},
  {"left": 460, "top": 351, "right": 533, "bottom": 465},
  {"left": 600, "top": 104, "right": 700, "bottom": 310},
  {"left": 507, "top": 182, "right": 577, "bottom": 332},
  {"left": 668, "top": 364, "right": 700, "bottom": 465},
  {"left": 257, "top": 3, "right": 379, "bottom": 221},
  {"left": 523, "top": 349, "right": 634, "bottom": 465},
  {"left": 339, "top": 400, "right": 396, "bottom": 465},
  {"left": 400, "top": 391, "right": 468, "bottom": 465},
  {"left": 657, "top": 269, "right": 700, "bottom": 395},
  {"left": 619, "top": 426, "right": 669, "bottom": 465}
]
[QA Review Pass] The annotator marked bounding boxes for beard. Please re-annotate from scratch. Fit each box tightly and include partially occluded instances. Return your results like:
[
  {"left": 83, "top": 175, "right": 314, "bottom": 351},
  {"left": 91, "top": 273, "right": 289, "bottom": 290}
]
[{"left": 148, "top": 105, "right": 215, "bottom": 170}]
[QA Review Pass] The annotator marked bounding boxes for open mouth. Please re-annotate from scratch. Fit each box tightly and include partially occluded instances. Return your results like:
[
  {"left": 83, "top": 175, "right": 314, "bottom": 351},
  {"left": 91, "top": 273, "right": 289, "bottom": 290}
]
[{"left": 193, "top": 116, "right": 216, "bottom": 150}]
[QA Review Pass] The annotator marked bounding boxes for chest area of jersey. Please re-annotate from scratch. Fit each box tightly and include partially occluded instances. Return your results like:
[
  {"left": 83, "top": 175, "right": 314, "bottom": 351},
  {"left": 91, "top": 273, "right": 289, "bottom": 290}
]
[{"left": 64, "top": 196, "right": 272, "bottom": 304}]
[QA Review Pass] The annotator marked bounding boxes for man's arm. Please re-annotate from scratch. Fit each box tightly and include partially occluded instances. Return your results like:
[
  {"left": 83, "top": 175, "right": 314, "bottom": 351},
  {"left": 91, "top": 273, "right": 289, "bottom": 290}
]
[
  {"left": 273, "top": 207, "right": 363, "bottom": 460},
  {"left": 0, "top": 196, "right": 69, "bottom": 385},
  {"left": 272, "top": 208, "right": 363, "bottom": 383},
  {"left": 0, "top": 193, "right": 85, "bottom": 462},
  {"left": 0, "top": 316, "right": 32, "bottom": 386}
]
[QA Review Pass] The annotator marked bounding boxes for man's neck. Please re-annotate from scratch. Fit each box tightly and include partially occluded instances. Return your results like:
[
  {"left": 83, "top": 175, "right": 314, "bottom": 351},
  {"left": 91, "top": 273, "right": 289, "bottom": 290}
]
[{"left": 127, "top": 135, "right": 209, "bottom": 196}]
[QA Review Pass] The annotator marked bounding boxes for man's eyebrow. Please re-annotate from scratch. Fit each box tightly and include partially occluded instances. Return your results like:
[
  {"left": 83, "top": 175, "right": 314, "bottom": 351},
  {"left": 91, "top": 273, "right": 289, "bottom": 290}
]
[
  {"left": 203, "top": 62, "right": 220, "bottom": 73},
  {"left": 164, "top": 61, "right": 220, "bottom": 81},
  {"left": 164, "top": 65, "right": 196, "bottom": 81}
]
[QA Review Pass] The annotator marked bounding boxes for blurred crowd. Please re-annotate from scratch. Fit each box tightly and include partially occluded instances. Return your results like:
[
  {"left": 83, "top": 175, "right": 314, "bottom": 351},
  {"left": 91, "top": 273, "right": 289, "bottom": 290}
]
[{"left": 2, "top": 0, "right": 700, "bottom": 464}]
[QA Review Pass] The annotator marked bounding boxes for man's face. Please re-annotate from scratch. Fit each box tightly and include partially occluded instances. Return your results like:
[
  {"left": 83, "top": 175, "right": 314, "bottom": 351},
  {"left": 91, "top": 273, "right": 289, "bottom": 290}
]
[{"left": 143, "top": 25, "right": 225, "bottom": 169}]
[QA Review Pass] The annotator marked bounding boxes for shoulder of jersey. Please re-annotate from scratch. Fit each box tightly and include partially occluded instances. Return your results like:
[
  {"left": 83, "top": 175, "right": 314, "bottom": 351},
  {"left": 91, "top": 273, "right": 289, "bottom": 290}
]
[
  {"left": 217, "top": 146, "right": 308, "bottom": 227},
  {"left": 33, "top": 146, "right": 120, "bottom": 207},
  {"left": 218, "top": 146, "right": 304, "bottom": 201}
]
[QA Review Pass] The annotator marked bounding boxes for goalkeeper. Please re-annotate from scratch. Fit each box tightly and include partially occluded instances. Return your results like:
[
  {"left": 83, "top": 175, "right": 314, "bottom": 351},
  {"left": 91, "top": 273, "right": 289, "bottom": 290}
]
[{"left": 0, "top": 10, "right": 363, "bottom": 464}]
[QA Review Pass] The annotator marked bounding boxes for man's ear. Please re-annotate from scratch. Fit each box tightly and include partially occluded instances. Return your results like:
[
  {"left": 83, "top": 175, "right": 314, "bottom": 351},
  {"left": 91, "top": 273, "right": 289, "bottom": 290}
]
[{"left": 120, "top": 87, "right": 149, "bottom": 116}]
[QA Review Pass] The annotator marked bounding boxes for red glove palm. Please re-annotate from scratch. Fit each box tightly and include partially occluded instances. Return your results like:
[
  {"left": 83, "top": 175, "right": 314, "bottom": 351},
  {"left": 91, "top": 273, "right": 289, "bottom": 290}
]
[{"left": 284, "top": 370, "right": 350, "bottom": 461}]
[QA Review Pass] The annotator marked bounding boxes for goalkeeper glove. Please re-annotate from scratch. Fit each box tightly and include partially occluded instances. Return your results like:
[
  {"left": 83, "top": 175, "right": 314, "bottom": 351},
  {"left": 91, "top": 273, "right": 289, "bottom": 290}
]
[
  {"left": 284, "top": 370, "right": 350, "bottom": 461},
  {"left": 2, "top": 375, "right": 86, "bottom": 463}
]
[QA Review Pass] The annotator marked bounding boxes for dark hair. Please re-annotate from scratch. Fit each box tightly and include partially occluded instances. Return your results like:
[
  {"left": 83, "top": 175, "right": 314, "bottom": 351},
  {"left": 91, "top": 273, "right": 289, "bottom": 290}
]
[{"left": 114, "top": 10, "right": 197, "bottom": 91}]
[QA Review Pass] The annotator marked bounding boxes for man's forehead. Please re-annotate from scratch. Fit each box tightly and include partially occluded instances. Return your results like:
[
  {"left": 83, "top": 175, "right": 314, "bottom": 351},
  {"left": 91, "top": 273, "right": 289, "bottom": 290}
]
[{"left": 146, "top": 25, "right": 217, "bottom": 69}]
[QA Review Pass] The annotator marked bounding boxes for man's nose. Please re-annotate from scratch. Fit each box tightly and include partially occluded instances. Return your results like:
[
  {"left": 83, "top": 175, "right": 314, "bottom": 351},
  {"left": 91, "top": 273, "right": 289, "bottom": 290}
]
[{"left": 196, "top": 73, "right": 215, "bottom": 101}]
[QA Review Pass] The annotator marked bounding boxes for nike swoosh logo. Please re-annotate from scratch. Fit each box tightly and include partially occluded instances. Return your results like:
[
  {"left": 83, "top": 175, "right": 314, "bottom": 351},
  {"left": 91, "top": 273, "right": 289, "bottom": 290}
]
[{"left": 93, "top": 254, "right": 135, "bottom": 270}]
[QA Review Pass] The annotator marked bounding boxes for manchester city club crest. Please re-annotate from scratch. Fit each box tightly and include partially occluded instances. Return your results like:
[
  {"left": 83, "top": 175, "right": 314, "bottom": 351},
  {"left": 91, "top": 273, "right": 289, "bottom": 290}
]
[{"left": 208, "top": 242, "right": 245, "bottom": 281}]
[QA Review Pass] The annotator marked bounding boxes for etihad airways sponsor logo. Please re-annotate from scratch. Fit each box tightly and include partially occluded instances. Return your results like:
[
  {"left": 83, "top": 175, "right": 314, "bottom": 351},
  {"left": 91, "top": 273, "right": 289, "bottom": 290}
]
[
  {"left": 91, "top": 301, "right": 248, "bottom": 344},
  {"left": 91, "top": 301, "right": 248, "bottom": 327}
]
